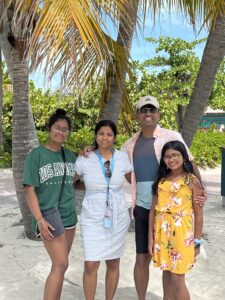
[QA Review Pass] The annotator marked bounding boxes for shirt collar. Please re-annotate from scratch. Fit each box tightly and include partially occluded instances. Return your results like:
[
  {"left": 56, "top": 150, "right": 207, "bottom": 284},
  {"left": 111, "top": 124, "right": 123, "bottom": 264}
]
[{"left": 138, "top": 125, "right": 161, "bottom": 138}]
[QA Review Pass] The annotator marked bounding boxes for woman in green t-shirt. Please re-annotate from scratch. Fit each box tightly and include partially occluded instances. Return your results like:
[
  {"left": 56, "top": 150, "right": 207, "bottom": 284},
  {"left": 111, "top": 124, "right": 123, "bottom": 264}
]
[{"left": 23, "top": 109, "right": 77, "bottom": 300}]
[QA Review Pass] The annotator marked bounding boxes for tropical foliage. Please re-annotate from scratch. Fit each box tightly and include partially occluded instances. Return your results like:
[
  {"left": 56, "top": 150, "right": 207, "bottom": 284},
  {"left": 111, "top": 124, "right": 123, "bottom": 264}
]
[{"left": 2, "top": 45, "right": 225, "bottom": 169}]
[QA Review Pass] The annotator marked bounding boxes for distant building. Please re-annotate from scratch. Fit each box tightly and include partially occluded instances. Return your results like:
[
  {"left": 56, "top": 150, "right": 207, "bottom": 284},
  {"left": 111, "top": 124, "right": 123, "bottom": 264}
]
[{"left": 199, "top": 107, "right": 225, "bottom": 130}]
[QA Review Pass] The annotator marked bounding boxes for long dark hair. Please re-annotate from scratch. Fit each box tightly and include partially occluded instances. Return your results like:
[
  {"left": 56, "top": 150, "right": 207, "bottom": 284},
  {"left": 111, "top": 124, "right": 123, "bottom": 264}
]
[
  {"left": 93, "top": 119, "right": 117, "bottom": 149},
  {"left": 48, "top": 109, "right": 71, "bottom": 131},
  {"left": 152, "top": 140, "right": 200, "bottom": 194}
]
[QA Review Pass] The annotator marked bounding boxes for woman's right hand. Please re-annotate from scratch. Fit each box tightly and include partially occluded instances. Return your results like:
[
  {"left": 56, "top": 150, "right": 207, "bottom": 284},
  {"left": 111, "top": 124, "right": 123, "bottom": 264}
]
[{"left": 38, "top": 219, "right": 55, "bottom": 240}]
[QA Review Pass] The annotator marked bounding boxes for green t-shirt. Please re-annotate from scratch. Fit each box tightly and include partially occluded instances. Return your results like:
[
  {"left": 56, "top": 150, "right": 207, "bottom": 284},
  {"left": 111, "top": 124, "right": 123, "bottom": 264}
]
[{"left": 23, "top": 145, "right": 77, "bottom": 232}]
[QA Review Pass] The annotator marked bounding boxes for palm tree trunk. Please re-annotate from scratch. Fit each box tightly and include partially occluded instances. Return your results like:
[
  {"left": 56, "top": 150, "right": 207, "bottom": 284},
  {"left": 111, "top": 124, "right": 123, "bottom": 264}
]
[
  {"left": 11, "top": 48, "right": 38, "bottom": 240},
  {"left": 0, "top": 47, "right": 3, "bottom": 150},
  {"left": 180, "top": 15, "right": 225, "bottom": 147},
  {"left": 0, "top": 31, "right": 13, "bottom": 80},
  {"left": 100, "top": 0, "right": 139, "bottom": 123}
]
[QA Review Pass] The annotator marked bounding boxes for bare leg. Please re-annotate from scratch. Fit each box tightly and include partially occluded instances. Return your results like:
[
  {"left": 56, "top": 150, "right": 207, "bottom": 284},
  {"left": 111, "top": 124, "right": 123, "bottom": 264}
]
[
  {"left": 170, "top": 273, "right": 190, "bottom": 300},
  {"left": 134, "top": 253, "right": 151, "bottom": 300},
  {"left": 65, "top": 227, "right": 76, "bottom": 253},
  {"left": 105, "top": 258, "right": 120, "bottom": 300},
  {"left": 43, "top": 233, "right": 70, "bottom": 300},
  {"left": 83, "top": 261, "right": 100, "bottom": 300},
  {"left": 162, "top": 270, "right": 172, "bottom": 300}
]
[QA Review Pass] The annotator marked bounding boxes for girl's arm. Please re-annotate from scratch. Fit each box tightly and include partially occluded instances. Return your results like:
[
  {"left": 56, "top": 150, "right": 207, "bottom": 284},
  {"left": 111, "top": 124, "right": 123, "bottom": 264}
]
[
  {"left": 24, "top": 185, "right": 54, "bottom": 240},
  {"left": 191, "top": 178, "right": 204, "bottom": 256},
  {"left": 148, "top": 194, "right": 158, "bottom": 256}
]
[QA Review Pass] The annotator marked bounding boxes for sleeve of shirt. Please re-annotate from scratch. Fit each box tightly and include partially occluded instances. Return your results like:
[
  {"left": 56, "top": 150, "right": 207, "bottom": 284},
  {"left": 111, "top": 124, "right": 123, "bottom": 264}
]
[
  {"left": 74, "top": 156, "right": 84, "bottom": 176},
  {"left": 121, "top": 151, "right": 134, "bottom": 173},
  {"left": 23, "top": 150, "right": 40, "bottom": 187}
]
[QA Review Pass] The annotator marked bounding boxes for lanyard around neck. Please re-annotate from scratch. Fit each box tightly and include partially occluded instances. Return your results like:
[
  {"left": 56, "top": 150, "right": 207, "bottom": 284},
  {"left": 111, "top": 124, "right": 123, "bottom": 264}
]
[{"left": 96, "top": 149, "right": 114, "bottom": 184}]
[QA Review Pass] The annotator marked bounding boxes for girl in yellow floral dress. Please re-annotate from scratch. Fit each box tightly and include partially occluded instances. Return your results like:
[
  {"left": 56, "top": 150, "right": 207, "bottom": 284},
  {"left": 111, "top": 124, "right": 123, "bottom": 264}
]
[{"left": 148, "top": 140, "right": 204, "bottom": 300}]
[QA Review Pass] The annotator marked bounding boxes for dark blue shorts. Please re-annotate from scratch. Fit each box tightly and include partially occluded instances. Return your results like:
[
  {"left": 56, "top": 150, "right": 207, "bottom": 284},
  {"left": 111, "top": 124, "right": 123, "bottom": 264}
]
[{"left": 133, "top": 205, "right": 150, "bottom": 254}]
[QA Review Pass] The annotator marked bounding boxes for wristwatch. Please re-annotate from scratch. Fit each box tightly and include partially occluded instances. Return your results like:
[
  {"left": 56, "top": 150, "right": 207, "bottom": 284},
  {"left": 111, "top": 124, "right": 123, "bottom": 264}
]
[{"left": 194, "top": 238, "right": 203, "bottom": 249}]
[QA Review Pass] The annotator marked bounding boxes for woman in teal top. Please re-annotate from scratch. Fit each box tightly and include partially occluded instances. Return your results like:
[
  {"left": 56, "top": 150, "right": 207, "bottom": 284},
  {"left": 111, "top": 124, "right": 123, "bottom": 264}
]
[{"left": 23, "top": 109, "right": 77, "bottom": 300}]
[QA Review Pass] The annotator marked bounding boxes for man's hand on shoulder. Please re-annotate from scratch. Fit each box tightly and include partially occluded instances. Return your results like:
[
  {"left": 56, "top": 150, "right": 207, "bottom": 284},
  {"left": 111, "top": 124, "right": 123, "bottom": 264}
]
[{"left": 194, "top": 190, "right": 207, "bottom": 207}]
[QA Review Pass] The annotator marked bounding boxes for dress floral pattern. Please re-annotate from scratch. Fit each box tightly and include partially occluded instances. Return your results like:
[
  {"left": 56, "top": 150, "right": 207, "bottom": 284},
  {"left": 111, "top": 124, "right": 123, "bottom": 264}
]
[{"left": 153, "top": 175, "right": 195, "bottom": 274}]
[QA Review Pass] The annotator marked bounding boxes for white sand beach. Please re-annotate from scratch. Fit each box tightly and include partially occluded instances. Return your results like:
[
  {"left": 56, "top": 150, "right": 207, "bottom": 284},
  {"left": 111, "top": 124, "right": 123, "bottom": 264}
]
[{"left": 0, "top": 168, "right": 224, "bottom": 300}]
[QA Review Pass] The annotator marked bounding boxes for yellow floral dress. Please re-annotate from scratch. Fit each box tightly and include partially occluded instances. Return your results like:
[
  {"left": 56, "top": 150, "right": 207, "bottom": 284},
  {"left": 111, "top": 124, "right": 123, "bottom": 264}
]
[{"left": 153, "top": 175, "right": 195, "bottom": 274}]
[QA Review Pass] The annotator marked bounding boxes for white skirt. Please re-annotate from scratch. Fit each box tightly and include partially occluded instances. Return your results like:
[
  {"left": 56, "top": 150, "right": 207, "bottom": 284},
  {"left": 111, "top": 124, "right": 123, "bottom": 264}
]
[{"left": 80, "top": 190, "right": 130, "bottom": 261}]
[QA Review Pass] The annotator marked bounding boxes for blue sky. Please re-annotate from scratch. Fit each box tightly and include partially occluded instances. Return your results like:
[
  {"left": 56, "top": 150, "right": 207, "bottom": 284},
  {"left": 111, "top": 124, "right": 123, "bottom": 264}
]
[
  {"left": 131, "top": 13, "right": 207, "bottom": 60},
  {"left": 30, "top": 12, "right": 208, "bottom": 90}
]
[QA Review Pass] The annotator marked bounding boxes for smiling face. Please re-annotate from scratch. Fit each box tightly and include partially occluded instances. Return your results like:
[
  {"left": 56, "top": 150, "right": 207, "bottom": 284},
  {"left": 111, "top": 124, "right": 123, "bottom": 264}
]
[
  {"left": 48, "top": 119, "right": 69, "bottom": 145},
  {"left": 95, "top": 126, "right": 116, "bottom": 150},
  {"left": 163, "top": 148, "right": 184, "bottom": 172},
  {"left": 136, "top": 105, "right": 160, "bottom": 130}
]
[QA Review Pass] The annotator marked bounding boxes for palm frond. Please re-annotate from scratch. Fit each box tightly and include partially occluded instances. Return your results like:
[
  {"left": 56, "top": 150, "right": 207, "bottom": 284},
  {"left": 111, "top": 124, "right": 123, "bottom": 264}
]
[
  {"left": 140, "top": 0, "right": 225, "bottom": 29},
  {"left": 9, "top": 0, "right": 132, "bottom": 91}
]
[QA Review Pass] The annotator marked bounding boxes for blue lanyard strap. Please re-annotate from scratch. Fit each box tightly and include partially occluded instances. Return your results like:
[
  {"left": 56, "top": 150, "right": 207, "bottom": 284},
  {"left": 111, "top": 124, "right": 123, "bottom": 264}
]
[{"left": 96, "top": 149, "right": 114, "bottom": 185}]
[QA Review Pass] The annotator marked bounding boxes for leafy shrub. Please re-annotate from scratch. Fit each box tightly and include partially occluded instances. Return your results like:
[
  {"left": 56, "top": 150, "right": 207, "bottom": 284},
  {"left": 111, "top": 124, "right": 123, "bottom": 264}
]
[
  {"left": 66, "top": 126, "right": 94, "bottom": 155},
  {"left": 0, "top": 148, "right": 11, "bottom": 168},
  {"left": 36, "top": 127, "right": 129, "bottom": 156},
  {"left": 37, "top": 130, "right": 48, "bottom": 145},
  {"left": 190, "top": 131, "right": 224, "bottom": 168}
]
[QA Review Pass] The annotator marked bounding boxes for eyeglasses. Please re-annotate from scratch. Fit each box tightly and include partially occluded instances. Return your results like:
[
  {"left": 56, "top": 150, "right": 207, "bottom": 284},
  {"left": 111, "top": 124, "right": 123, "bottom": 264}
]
[
  {"left": 52, "top": 125, "right": 69, "bottom": 134},
  {"left": 163, "top": 153, "right": 181, "bottom": 161},
  {"left": 104, "top": 160, "right": 112, "bottom": 178},
  {"left": 139, "top": 107, "right": 158, "bottom": 114}
]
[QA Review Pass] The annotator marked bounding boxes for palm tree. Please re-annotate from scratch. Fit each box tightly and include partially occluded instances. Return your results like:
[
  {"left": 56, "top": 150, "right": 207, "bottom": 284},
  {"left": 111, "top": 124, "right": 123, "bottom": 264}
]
[
  {"left": 180, "top": 14, "right": 225, "bottom": 146},
  {"left": 2, "top": 0, "right": 225, "bottom": 239},
  {"left": 13, "top": 1, "right": 225, "bottom": 131},
  {"left": 0, "top": 0, "right": 131, "bottom": 239},
  {"left": 101, "top": 0, "right": 225, "bottom": 141},
  {"left": 100, "top": 0, "right": 139, "bottom": 123},
  {"left": 0, "top": 2, "right": 39, "bottom": 239}
]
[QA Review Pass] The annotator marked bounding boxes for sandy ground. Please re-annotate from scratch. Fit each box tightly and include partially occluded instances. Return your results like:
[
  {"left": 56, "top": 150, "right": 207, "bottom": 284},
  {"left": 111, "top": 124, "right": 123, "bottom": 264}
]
[{"left": 0, "top": 167, "right": 225, "bottom": 300}]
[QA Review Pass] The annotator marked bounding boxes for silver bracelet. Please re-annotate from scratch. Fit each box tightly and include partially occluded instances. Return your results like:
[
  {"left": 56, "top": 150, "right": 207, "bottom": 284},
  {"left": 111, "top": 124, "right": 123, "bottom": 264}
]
[{"left": 37, "top": 218, "right": 45, "bottom": 225}]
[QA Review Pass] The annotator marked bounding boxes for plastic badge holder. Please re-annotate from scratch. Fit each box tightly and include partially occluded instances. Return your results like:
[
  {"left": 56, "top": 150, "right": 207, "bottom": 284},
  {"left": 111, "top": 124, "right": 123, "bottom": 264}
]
[{"left": 103, "top": 216, "right": 112, "bottom": 229}]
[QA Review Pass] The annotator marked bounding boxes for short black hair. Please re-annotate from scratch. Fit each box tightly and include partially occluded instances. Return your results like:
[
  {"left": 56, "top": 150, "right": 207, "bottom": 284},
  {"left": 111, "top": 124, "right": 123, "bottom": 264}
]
[{"left": 93, "top": 119, "right": 117, "bottom": 149}]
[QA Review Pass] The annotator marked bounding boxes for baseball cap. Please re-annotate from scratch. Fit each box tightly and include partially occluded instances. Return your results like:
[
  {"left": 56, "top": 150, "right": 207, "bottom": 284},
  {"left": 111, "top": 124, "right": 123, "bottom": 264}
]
[{"left": 136, "top": 96, "right": 159, "bottom": 110}]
